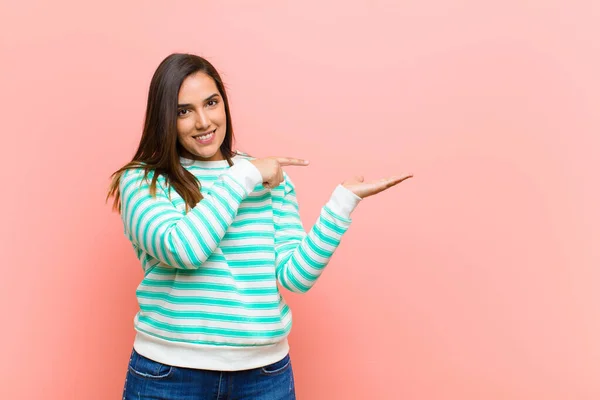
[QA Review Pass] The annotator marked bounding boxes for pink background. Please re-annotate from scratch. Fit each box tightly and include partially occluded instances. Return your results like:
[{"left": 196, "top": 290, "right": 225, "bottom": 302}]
[{"left": 1, "top": 0, "right": 599, "bottom": 399}]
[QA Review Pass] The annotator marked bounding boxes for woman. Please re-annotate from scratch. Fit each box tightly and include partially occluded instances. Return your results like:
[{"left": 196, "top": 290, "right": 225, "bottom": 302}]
[{"left": 108, "top": 53, "right": 412, "bottom": 400}]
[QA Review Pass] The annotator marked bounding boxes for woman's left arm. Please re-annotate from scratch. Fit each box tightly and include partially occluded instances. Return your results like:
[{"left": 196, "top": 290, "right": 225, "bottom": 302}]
[{"left": 272, "top": 174, "right": 361, "bottom": 293}]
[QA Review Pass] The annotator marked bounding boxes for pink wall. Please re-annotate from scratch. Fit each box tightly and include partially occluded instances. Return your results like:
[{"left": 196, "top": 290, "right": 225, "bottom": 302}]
[{"left": 1, "top": 0, "right": 599, "bottom": 398}]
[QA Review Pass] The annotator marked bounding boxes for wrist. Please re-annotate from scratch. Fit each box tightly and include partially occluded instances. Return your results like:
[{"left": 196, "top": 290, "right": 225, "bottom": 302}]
[{"left": 326, "top": 184, "right": 362, "bottom": 219}]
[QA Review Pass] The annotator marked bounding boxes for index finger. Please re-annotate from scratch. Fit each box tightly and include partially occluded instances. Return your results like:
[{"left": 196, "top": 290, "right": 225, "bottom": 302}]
[
  {"left": 275, "top": 157, "right": 310, "bottom": 166},
  {"left": 385, "top": 175, "right": 413, "bottom": 186},
  {"left": 373, "top": 175, "right": 413, "bottom": 190}
]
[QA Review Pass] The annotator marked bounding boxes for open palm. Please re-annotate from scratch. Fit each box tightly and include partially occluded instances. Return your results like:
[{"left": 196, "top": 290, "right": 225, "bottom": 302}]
[{"left": 342, "top": 174, "right": 413, "bottom": 199}]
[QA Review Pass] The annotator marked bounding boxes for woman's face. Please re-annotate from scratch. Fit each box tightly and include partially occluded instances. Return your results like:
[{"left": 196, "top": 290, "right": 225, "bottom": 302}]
[{"left": 176, "top": 72, "right": 227, "bottom": 161}]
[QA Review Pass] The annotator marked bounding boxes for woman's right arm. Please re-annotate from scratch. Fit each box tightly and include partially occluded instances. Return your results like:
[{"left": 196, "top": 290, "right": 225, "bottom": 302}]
[{"left": 119, "top": 159, "right": 262, "bottom": 269}]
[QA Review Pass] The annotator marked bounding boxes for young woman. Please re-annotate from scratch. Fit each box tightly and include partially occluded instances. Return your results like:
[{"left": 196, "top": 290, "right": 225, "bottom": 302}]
[{"left": 108, "top": 53, "right": 412, "bottom": 400}]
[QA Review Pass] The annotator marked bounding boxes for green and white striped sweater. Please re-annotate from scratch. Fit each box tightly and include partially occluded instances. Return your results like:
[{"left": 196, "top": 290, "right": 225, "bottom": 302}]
[{"left": 119, "top": 152, "right": 361, "bottom": 370}]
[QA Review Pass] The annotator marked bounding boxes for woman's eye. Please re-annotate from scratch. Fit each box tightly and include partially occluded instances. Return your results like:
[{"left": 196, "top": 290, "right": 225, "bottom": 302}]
[
  {"left": 178, "top": 109, "right": 189, "bottom": 116},
  {"left": 207, "top": 100, "right": 218, "bottom": 107}
]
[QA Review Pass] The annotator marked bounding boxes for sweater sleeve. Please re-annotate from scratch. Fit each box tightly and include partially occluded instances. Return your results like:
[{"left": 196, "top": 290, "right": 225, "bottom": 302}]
[
  {"left": 272, "top": 174, "right": 362, "bottom": 293},
  {"left": 120, "top": 159, "right": 262, "bottom": 269}
]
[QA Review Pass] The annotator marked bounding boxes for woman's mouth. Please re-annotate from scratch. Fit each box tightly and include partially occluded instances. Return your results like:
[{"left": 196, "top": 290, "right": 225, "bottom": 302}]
[{"left": 193, "top": 129, "right": 216, "bottom": 144}]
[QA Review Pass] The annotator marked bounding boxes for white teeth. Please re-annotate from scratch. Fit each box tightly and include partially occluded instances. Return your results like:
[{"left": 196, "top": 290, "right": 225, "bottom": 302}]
[{"left": 195, "top": 131, "right": 213, "bottom": 140}]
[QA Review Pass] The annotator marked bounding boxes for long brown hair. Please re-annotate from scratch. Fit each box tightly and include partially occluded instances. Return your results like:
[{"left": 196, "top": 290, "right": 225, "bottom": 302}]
[{"left": 107, "top": 53, "right": 237, "bottom": 212}]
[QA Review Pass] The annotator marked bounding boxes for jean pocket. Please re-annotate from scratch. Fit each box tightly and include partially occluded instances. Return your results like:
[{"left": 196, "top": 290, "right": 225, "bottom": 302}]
[
  {"left": 128, "top": 349, "right": 174, "bottom": 379},
  {"left": 260, "top": 354, "right": 291, "bottom": 376}
]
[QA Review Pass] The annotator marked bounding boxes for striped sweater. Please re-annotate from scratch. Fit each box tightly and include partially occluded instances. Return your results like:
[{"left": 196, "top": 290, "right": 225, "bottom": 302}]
[{"left": 119, "top": 152, "right": 361, "bottom": 370}]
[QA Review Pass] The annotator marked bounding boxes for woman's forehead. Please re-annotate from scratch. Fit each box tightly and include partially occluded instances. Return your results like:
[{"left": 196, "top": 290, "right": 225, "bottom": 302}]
[{"left": 178, "top": 72, "right": 218, "bottom": 101}]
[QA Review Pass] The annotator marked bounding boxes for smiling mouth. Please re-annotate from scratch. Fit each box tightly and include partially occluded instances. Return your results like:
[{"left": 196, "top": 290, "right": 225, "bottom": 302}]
[{"left": 192, "top": 129, "right": 216, "bottom": 141}]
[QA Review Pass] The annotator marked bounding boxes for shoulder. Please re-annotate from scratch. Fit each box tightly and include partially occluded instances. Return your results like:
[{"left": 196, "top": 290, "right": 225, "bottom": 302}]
[
  {"left": 120, "top": 166, "right": 167, "bottom": 193},
  {"left": 121, "top": 166, "right": 153, "bottom": 184},
  {"left": 233, "top": 150, "right": 255, "bottom": 162}
]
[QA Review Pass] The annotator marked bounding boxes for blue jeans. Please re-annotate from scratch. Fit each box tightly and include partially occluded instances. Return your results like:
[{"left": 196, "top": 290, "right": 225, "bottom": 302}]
[{"left": 123, "top": 348, "right": 296, "bottom": 400}]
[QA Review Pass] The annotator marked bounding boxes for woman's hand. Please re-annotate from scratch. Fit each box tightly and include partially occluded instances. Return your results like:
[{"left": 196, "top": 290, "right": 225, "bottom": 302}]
[
  {"left": 342, "top": 174, "right": 413, "bottom": 199},
  {"left": 250, "top": 157, "right": 309, "bottom": 188}
]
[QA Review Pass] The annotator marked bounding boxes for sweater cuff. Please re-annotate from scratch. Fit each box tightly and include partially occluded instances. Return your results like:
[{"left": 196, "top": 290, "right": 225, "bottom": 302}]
[
  {"left": 325, "top": 184, "right": 362, "bottom": 219},
  {"left": 227, "top": 159, "right": 263, "bottom": 195}
]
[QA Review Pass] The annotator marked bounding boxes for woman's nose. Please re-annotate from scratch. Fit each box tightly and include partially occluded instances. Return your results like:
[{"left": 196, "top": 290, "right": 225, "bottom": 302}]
[{"left": 195, "top": 111, "right": 210, "bottom": 130}]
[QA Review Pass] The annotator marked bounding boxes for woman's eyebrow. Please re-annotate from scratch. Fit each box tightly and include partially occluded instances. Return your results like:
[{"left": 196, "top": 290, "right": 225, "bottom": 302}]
[
  {"left": 204, "top": 93, "right": 219, "bottom": 101},
  {"left": 178, "top": 94, "right": 219, "bottom": 108}
]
